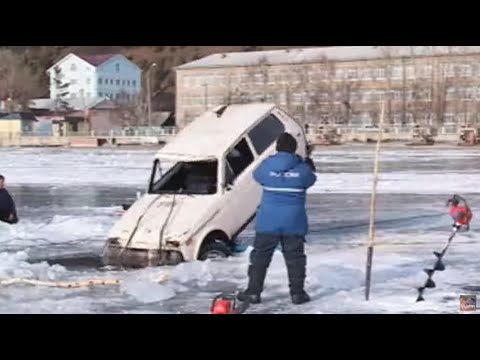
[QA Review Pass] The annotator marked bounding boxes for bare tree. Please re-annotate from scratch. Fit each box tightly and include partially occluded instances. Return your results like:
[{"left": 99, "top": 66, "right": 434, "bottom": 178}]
[
  {"left": 289, "top": 64, "right": 312, "bottom": 125},
  {"left": 52, "top": 66, "right": 71, "bottom": 113},
  {"left": 115, "top": 93, "right": 148, "bottom": 126},
  {"left": 308, "top": 56, "right": 336, "bottom": 126},
  {"left": 0, "top": 50, "right": 42, "bottom": 109},
  {"left": 379, "top": 46, "right": 398, "bottom": 124},
  {"left": 433, "top": 61, "right": 453, "bottom": 126},
  {"left": 244, "top": 56, "right": 270, "bottom": 103}
]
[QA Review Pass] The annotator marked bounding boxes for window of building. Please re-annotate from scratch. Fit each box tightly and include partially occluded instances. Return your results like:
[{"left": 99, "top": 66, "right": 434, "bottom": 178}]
[
  {"left": 372, "top": 68, "right": 386, "bottom": 80},
  {"left": 393, "top": 113, "right": 403, "bottom": 124},
  {"left": 390, "top": 66, "right": 403, "bottom": 80},
  {"left": 110, "top": 79, "right": 114, "bottom": 85},
  {"left": 419, "top": 65, "right": 433, "bottom": 79},
  {"left": 116, "top": 79, "right": 120, "bottom": 86},
  {"left": 70, "top": 63, "right": 77, "bottom": 71},
  {"left": 458, "top": 64, "right": 472, "bottom": 77},
  {"left": 419, "top": 88, "right": 432, "bottom": 101},
  {"left": 248, "top": 114, "right": 286, "bottom": 156},
  {"left": 278, "top": 93, "right": 287, "bottom": 105},
  {"left": 265, "top": 94, "right": 275, "bottom": 102},
  {"left": 463, "top": 87, "right": 475, "bottom": 101},
  {"left": 99, "top": 92, "right": 103, "bottom": 97},
  {"left": 225, "top": 138, "right": 255, "bottom": 186},
  {"left": 391, "top": 90, "right": 403, "bottom": 101},
  {"left": 335, "top": 69, "right": 345, "bottom": 81},
  {"left": 350, "top": 113, "right": 371, "bottom": 126},
  {"left": 457, "top": 113, "right": 469, "bottom": 124},
  {"left": 444, "top": 64, "right": 455, "bottom": 77},
  {"left": 424, "top": 112, "right": 434, "bottom": 124},
  {"left": 127, "top": 80, "right": 131, "bottom": 86},
  {"left": 292, "top": 93, "right": 303, "bottom": 105},
  {"left": 22, "top": 122, "right": 33, "bottom": 133},
  {"left": 116, "top": 93, "right": 120, "bottom": 99},
  {"left": 446, "top": 87, "right": 456, "bottom": 100},
  {"left": 444, "top": 113, "right": 455, "bottom": 123},
  {"left": 350, "top": 91, "right": 362, "bottom": 102},
  {"left": 317, "top": 92, "right": 330, "bottom": 103},
  {"left": 98, "top": 78, "right": 103, "bottom": 85},
  {"left": 405, "top": 66, "right": 416, "bottom": 79},
  {"left": 347, "top": 68, "right": 358, "bottom": 80},
  {"left": 358, "top": 68, "right": 371, "bottom": 80},
  {"left": 86, "top": 78, "right": 91, "bottom": 84},
  {"left": 318, "top": 114, "right": 330, "bottom": 124},
  {"left": 122, "top": 80, "right": 125, "bottom": 86},
  {"left": 254, "top": 74, "right": 263, "bottom": 85},
  {"left": 116, "top": 63, "right": 120, "bottom": 73},
  {"left": 405, "top": 90, "right": 414, "bottom": 101},
  {"left": 132, "top": 80, "right": 137, "bottom": 86},
  {"left": 313, "top": 70, "right": 329, "bottom": 81},
  {"left": 405, "top": 113, "right": 414, "bottom": 123}
]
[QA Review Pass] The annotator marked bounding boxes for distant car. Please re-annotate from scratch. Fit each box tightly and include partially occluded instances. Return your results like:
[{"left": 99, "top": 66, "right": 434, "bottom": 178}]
[{"left": 103, "top": 103, "right": 308, "bottom": 268}]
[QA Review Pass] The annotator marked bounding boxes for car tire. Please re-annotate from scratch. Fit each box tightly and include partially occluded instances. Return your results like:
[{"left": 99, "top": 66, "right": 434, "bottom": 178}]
[{"left": 198, "top": 240, "right": 232, "bottom": 261}]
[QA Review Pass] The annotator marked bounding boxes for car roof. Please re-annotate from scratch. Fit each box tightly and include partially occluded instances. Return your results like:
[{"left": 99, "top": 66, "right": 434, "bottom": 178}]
[{"left": 156, "top": 103, "right": 276, "bottom": 160}]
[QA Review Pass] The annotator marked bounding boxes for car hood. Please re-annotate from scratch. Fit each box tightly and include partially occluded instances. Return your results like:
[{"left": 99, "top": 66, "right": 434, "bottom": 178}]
[{"left": 109, "top": 193, "right": 220, "bottom": 249}]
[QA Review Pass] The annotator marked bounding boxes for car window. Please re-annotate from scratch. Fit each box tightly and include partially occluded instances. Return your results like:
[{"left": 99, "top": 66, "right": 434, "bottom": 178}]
[
  {"left": 248, "top": 114, "right": 285, "bottom": 155},
  {"left": 225, "top": 138, "right": 254, "bottom": 185}
]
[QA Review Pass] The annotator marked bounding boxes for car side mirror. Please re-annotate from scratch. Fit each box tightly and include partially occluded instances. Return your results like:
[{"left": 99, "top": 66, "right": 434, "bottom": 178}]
[{"left": 225, "top": 183, "right": 233, "bottom": 191}]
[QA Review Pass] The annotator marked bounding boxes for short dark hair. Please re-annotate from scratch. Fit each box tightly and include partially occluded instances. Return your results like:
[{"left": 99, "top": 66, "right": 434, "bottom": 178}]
[
  {"left": 276, "top": 133, "right": 297, "bottom": 153},
  {"left": 0, "top": 175, "right": 4, "bottom": 180}
]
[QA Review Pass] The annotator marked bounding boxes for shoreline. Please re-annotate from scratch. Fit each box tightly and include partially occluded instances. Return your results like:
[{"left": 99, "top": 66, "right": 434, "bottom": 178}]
[{"left": 0, "top": 142, "right": 478, "bottom": 151}]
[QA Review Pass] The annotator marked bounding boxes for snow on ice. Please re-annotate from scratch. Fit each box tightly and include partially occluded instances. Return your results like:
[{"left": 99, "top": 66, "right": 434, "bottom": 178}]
[{"left": 0, "top": 146, "right": 479, "bottom": 313}]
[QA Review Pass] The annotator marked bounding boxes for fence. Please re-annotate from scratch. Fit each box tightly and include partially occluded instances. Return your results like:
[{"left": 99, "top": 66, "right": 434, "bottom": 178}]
[
  {"left": 0, "top": 126, "right": 178, "bottom": 138},
  {"left": 306, "top": 125, "right": 463, "bottom": 136}
]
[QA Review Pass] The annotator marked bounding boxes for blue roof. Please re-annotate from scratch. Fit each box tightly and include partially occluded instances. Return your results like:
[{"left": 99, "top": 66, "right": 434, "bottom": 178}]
[{"left": 0, "top": 112, "right": 38, "bottom": 121}]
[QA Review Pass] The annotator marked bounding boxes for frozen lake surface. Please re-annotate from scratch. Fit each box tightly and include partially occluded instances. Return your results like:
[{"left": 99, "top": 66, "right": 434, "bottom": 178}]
[{"left": 1, "top": 146, "right": 480, "bottom": 314}]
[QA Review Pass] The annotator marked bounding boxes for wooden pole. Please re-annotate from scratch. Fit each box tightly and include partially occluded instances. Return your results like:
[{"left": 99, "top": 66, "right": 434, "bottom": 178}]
[
  {"left": 365, "top": 100, "right": 386, "bottom": 301},
  {"left": 0, "top": 272, "right": 170, "bottom": 289}
]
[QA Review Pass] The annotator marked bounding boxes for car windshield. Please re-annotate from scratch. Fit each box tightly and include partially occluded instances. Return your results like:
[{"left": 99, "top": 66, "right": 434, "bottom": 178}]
[{"left": 149, "top": 160, "right": 218, "bottom": 195}]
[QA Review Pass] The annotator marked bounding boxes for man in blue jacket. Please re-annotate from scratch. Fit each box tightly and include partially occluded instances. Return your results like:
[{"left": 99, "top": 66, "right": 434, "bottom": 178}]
[
  {"left": 238, "top": 133, "right": 317, "bottom": 305},
  {"left": 0, "top": 175, "right": 18, "bottom": 224}
]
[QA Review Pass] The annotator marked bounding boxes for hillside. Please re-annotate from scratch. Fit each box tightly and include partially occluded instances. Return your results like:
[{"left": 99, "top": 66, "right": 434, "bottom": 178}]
[{"left": 1, "top": 46, "right": 310, "bottom": 111}]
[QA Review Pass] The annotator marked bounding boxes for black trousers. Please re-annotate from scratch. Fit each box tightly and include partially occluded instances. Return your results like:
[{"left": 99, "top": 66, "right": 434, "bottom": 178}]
[
  {"left": 0, "top": 210, "right": 17, "bottom": 224},
  {"left": 246, "top": 233, "right": 306, "bottom": 296}
]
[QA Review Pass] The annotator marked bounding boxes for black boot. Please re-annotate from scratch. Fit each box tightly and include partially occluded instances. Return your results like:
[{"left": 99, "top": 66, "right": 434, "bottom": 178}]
[
  {"left": 282, "top": 235, "right": 308, "bottom": 304},
  {"left": 291, "top": 292, "right": 311, "bottom": 305},
  {"left": 237, "top": 291, "right": 261, "bottom": 304},
  {"left": 240, "top": 235, "right": 278, "bottom": 304}
]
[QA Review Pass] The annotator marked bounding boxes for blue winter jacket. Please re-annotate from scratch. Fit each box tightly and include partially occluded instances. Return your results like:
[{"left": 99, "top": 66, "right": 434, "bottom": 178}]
[{"left": 253, "top": 152, "right": 317, "bottom": 236}]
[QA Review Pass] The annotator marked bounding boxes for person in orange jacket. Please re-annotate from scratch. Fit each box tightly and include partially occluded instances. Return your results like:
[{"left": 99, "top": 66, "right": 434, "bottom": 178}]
[{"left": 447, "top": 195, "right": 472, "bottom": 231}]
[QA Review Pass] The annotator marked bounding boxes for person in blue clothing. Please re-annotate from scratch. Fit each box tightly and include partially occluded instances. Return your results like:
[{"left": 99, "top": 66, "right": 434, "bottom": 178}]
[
  {"left": 238, "top": 133, "right": 317, "bottom": 305},
  {"left": 0, "top": 175, "right": 18, "bottom": 224}
]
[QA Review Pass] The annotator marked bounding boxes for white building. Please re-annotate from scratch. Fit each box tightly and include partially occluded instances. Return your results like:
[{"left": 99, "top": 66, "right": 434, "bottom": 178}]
[{"left": 47, "top": 53, "right": 142, "bottom": 102}]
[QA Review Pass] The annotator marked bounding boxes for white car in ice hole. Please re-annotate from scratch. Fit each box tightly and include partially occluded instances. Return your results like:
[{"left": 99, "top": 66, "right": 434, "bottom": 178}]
[{"left": 103, "top": 103, "right": 309, "bottom": 268}]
